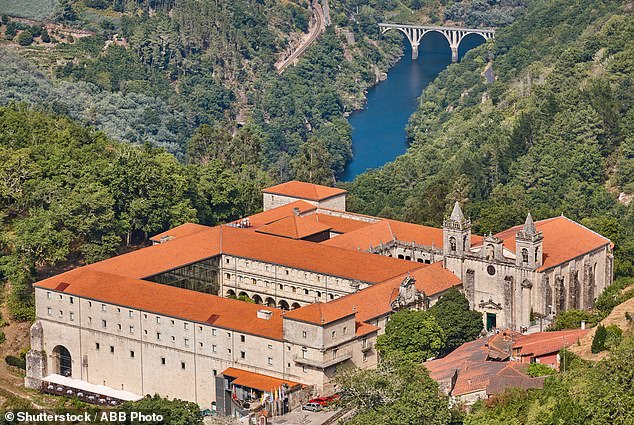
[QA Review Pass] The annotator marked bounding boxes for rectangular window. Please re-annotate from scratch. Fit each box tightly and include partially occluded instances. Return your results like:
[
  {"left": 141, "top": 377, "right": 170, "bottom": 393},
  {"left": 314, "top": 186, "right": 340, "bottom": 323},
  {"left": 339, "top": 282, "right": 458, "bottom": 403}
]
[
  {"left": 102, "top": 319, "right": 107, "bottom": 328},
  {"left": 161, "top": 357, "right": 166, "bottom": 365},
  {"left": 171, "top": 336, "right": 175, "bottom": 342},
  {"left": 184, "top": 323, "right": 189, "bottom": 330},
  {"left": 157, "top": 332, "right": 161, "bottom": 340},
  {"left": 58, "top": 310, "right": 63, "bottom": 318},
  {"left": 70, "top": 312, "right": 75, "bottom": 322},
  {"left": 184, "top": 338, "right": 190, "bottom": 346},
  {"left": 212, "top": 329, "right": 217, "bottom": 336},
  {"left": 227, "top": 348, "right": 232, "bottom": 354},
  {"left": 343, "top": 326, "right": 347, "bottom": 335},
  {"left": 240, "top": 335, "right": 245, "bottom": 343},
  {"left": 363, "top": 352, "right": 368, "bottom": 362},
  {"left": 331, "top": 331, "right": 336, "bottom": 339},
  {"left": 117, "top": 308, "right": 120, "bottom": 313},
  {"left": 240, "top": 351, "right": 246, "bottom": 359},
  {"left": 117, "top": 324, "right": 122, "bottom": 331},
  {"left": 268, "top": 357, "right": 273, "bottom": 365},
  {"left": 199, "top": 342, "right": 203, "bottom": 348},
  {"left": 302, "top": 365, "right": 307, "bottom": 373},
  {"left": 130, "top": 351, "right": 135, "bottom": 358},
  {"left": 156, "top": 316, "right": 160, "bottom": 324},
  {"left": 69, "top": 297, "right": 74, "bottom": 304},
  {"left": 181, "top": 362, "right": 186, "bottom": 370},
  {"left": 302, "top": 331, "right": 307, "bottom": 338},
  {"left": 302, "top": 349, "right": 307, "bottom": 359},
  {"left": 129, "top": 311, "right": 134, "bottom": 318},
  {"left": 110, "top": 346, "right": 114, "bottom": 353},
  {"left": 47, "top": 292, "right": 51, "bottom": 299},
  {"left": 171, "top": 320, "right": 175, "bottom": 326},
  {"left": 88, "top": 301, "right": 92, "bottom": 307},
  {"left": 130, "top": 326, "right": 134, "bottom": 334},
  {"left": 143, "top": 314, "right": 147, "bottom": 319},
  {"left": 213, "top": 369, "right": 217, "bottom": 376},
  {"left": 101, "top": 304, "right": 106, "bottom": 312},
  {"left": 212, "top": 345, "right": 217, "bottom": 353},
  {"left": 96, "top": 343, "right": 100, "bottom": 350},
  {"left": 198, "top": 326, "right": 203, "bottom": 332},
  {"left": 47, "top": 307, "right": 52, "bottom": 316},
  {"left": 227, "top": 332, "right": 231, "bottom": 338},
  {"left": 268, "top": 344, "right": 273, "bottom": 350},
  {"left": 333, "top": 349, "right": 338, "bottom": 359},
  {"left": 88, "top": 317, "right": 92, "bottom": 324}
]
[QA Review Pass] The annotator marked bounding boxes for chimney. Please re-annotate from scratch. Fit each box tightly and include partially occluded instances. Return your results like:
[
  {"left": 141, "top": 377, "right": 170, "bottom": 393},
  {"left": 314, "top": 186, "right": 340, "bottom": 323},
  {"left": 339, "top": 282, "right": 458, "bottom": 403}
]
[{"left": 257, "top": 310, "right": 273, "bottom": 320}]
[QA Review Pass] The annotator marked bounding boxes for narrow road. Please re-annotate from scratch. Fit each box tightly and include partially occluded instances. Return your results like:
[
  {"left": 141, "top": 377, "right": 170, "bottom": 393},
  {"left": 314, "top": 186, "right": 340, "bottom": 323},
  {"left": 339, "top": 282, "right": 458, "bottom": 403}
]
[{"left": 276, "top": 1, "right": 325, "bottom": 74}]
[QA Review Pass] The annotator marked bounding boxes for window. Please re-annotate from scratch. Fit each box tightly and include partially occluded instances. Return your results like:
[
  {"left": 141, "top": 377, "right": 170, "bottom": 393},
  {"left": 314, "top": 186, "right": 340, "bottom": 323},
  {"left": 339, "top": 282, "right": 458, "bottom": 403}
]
[
  {"left": 302, "top": 331, "right": 307, "bottom": 338},
  {"left": 331, "top": 331, "right": 336, "bottom": 339},
  {"left": 333, "top": 349, "right": 338, "bottom": 359},
  {"left": 47, "top": 292, "right": 51, "bottom": 299},
  {"left": 88, "top": 317, "right": 92, "bottom": 324},
  {"left": 285, "top": 270, "right": 289, "bottom": 275},
  {"left": 70, "top": 312, "right": 75, "bottom": 321},
  {"left": 302, "top": 365, "right": 307, "bottom": 373},
  {"left": 69, "top": 297, "right": 74, "bottom": 304},
  {"left": 144, "top": 330, "right": 148, "bottom": 335},
  {"left": 170, "top": 320, "right": 175, "bottom": 326},
  {"left": 487, "top": 265, "right": 496, "bottom": 276},
  {"left": 227, "top": 348, "right": 232, "bottom": 354},
  {"left": 117, "top": 324, "right": 122, "bottom": 331},
  {"left": 198, "top": 326, "right": 203, "bottom": 332},
  {"left": 316, "top": 291, "right": 321, "bottom": 298},
  {"left": 279, "top": 284, "right": 283, "bottom": 290},
  {"left": 156, "top": 332, "right": 161, "bottom": 340},
  {"left": 363, "top": 352, "right": 368, "bottom": 362},
  {"left": 252, "top": 278, "right": 256, "bottom": 285},
  {"left": 212, "top": 345, "right": 217, "bottom": 353},
  {"left": 102, "top": 320, "right": 107, "bottom": 328},
  {"left": 225, "top": 273, "right": 231, "bottom": 279},
  {"left": 268, "top": 357, "right": 273, "bottom": 365},
  {"left": 156, "top": 316, "right": 161, "bottom": 324},
  {"left": 449, "top": 237, "right": 457, "bottom": 252},
  {"left": 130, "top": 326, "right": 134, "bottom": 334},
  {"left": 161, "top": 357, "right": 166, "bottom": 365},
  {"left": 130, "top": 351, "right": 135, "bottom": 358},
  {"left": 212, "top": 329, "right": 217, "bottom": 336},
  {"left": 184, "top": 338, "right": 190, "bottom": 346},
  {"left": 171, "top": 336, "right": 175, "bottom": 342},
  {"left": 213, "top": 369, "right": 217, "bottom": 376},
  {"left": 181, "top": 362, "right": 186, "bottom": 370},
  {"left": 59, "top": 310, "right": 63, "bottom": 318},
  {"left": 59, "top": 294, "right": 62, "bottom": 300},
  {"left": 47, "top": 307, "right": 52, "bottom": 316},
  {"left": 304, "top": 289, "right": 309, "bottom": 295},
  {"left": 143, "top": 314, "right": 148, "bottom": 319},
  {"left": 362, "top": 338, "right": 368, "bottom": 349},
  {"left": 534, "top": 247, "right": 539, "bottom": 262},
  {"left": 88, "top": 301, "right": 92, "bottom": 307},
  {"left": 287, "top": 363, "right": 291, "bottom": 368},
  {"left": 302, "top": 349, "right": 307, "bottom": 359},
  {"left": 199, "top": 342, "right": 203, "bottom": 348},
  {"left": 110, "top": 346, "right": 114, "bottom": 353},
  {"left": 227, "top": 332, "right": 231, "bottom": 338},
  {"left": 240, "top": 351, "right": 246, "bottom": 359},
  {"left": 184, "top": 323, "right": 189, "bottom": 330},
  {"left": 129, "top": 311, "right": 134, "bottom": 318},
  {"left": 268, "top": 344, "right": 273, "bottom": 350},
  {"left": 522, "top": 248, "right": 529, "bottom": 263},
  {"left": 101, "top": 304, "right": 106, "bottom": 312},
  {"left": 240, "top": 335, "right": 245, "bottom": 343},
  {"left": 343, "top": 326, "right": 347, "bottom": 335},
  {"left": 291, "top": 286, "right": 296, "bottom": 293},
  {"left": 96, "top": 343, "right": 100, "bottom": 350},
  {"left": 117, "top": 308, "right": 120, "bottom": 313}
]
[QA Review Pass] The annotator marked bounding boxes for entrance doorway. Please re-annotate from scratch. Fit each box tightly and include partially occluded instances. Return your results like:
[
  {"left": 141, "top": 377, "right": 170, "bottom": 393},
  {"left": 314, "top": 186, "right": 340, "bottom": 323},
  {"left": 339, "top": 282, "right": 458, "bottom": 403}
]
[
  {"left": 486, "top": 313, "right": 497, "bottom": 331},
  {"left": 52, "top": 345, "right": 72, "bottom": 377}
]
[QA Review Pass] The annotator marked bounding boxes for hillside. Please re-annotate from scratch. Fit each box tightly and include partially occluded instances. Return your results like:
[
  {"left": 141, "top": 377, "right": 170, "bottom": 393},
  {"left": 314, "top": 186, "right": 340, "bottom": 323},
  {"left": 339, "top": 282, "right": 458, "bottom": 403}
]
[{"left": 346, "top": 0, "right": 634, "bottom": 276}]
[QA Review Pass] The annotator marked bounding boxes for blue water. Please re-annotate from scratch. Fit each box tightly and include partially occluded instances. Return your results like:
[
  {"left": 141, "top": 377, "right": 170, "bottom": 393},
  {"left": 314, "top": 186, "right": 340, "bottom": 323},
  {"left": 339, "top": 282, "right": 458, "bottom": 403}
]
[{"left": 341, "top": 32, "right": 485, "bottom": 181}]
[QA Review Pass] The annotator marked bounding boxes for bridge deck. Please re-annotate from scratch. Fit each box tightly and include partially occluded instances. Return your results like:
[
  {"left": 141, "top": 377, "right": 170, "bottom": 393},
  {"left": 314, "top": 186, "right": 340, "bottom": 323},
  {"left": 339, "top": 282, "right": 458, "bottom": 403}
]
[{"left": 378, "top": 23, "right": 495, "bottom": 33}]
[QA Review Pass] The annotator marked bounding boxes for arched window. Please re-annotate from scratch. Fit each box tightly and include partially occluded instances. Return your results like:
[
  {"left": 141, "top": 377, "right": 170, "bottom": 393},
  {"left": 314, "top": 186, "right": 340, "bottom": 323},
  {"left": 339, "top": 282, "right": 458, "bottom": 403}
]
[
  {"left": 486, "top": 244, "right": 494, "bottom": 260},
  {"left": 53, "top": 345, "right": 72, "bottom": 377},
  {"left": 534, "top": 247, "right": 539, "bottom": 262},
  {"left": 449, "top": 237, "right": 457, "bottom": 252},
  {"left": 463, "top": 235, "right": 468, "bottom": 251},
  {"left": 522, "top": 248, "right": 529, "bottom": 263}
]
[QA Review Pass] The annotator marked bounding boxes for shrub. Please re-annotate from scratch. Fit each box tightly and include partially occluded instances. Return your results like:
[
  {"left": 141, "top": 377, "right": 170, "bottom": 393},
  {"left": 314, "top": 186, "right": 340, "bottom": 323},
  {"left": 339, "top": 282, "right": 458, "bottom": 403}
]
[
  {"left": 40, "top": 28, "right": 50, "bottom": 43},
  {"left": 549, "top": 309, "right": 598, "bottom": 331},
  {"left": 527, "top": 362, "right": 556, "bottom": 377},
  {"left": 604, "top": 324, "right": 623, "bottom": 350},
  {"left": 30, "top": 25, "right": 42, "bottom": 37},
  {"left": 0, "top": 331, "right": 5, "bottom": 344},
  {"left": 5, "top": 355, "right": 26, "bottom": 370},
  {"left": 591, "top": 324, "right": 607, "bottom": 353},
  {"left": 1, "top": 15, "right": 8, "bottom": 25},
  {"left": 17, "top": 30, "right": 34, "bottom": 46}
]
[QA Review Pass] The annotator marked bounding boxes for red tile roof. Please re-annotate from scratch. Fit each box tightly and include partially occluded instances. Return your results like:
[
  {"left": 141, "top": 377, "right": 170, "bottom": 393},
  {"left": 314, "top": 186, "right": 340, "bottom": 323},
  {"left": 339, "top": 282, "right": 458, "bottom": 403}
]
[
  {"left": 149, "top": 223, "right": 210, "bottom": 242},
  {"left": 512, "top": 329, "right": 591, "bottom": 358},
  {"left": 35, "top": 269, "right": 285, "bottom": 340},
  {"left": 493, "top": 216, "right": 611, "bottom": 271},
  {"left": 246, "top": 201, "right": 316, "bottom": 228},
  {"left": 309, "top": 214, "right": 373, "bottom": 234},
  {"left": 262, "top": 181, "right": 347, "bottom": 201},
  {"left": 222, "top": 367, "right": 302, "bottom": 392},
  {"left": 284, "top": 262, "right": 461, "bottom": 325},
  {"left": 256, "top": 215, "right": 332, "bottom": 239}
]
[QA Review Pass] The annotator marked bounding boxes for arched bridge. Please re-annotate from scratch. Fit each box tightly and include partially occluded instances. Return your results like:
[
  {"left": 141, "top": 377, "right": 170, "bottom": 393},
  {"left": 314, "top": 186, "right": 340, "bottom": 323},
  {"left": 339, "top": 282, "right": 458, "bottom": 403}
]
[{"left": 378, "top": 23, "right": 495, "bottom": 62}]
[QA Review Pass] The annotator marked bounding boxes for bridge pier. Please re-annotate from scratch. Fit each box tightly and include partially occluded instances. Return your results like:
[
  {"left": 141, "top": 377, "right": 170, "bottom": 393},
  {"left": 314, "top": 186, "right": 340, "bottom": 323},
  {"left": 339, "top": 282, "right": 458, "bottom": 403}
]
[
  {"left": 451, "top": 46, "right": 458, "bottom": 63},
  {"left": 412, "top": 42, "right": 419, "bottom": 60}
]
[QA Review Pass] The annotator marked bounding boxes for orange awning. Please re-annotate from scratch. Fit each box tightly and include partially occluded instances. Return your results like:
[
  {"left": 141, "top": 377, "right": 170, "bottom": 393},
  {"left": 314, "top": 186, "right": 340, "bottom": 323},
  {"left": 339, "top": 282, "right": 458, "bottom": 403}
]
[{"left": 222, "top": 368, "right": 302, "bottom": 392}]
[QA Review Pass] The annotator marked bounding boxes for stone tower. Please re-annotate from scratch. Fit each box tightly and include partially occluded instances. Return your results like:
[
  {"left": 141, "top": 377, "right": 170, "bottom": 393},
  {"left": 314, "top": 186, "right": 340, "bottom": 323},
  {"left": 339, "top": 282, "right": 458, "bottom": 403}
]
[
  {"left": 443, "top": 202, "right": 471, "bottom": 257},
  {"left": 515, "top": 213, "right": 543, "bottom": 269}
]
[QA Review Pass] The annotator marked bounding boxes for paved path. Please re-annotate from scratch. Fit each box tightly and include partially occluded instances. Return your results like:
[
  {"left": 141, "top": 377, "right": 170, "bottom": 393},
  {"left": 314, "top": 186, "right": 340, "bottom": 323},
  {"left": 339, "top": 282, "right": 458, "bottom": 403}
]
[{"left": 269, "top": 408, "right": 339, "bottom": 425}]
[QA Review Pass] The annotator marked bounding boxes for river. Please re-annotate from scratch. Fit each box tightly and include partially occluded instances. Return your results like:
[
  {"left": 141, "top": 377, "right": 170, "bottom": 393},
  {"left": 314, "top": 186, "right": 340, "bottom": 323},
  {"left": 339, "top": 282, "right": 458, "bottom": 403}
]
[{"left": 341, "top": 32, "right": 485, "bottom": 181}]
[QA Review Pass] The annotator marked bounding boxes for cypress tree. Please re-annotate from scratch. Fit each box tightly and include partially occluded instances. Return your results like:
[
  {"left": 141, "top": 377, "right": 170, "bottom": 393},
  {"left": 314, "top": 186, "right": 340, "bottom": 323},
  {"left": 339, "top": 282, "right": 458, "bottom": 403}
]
[{"left": 591, "top": 324, "right": 607, "bottom": 353}]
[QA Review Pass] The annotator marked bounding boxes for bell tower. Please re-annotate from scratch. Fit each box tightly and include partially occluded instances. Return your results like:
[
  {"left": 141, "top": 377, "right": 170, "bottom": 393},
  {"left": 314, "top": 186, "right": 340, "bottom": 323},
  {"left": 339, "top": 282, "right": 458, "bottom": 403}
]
[
  {"left": 515, "top": 213, "right": 543, "bottom": 269},
  {"left": 443, "top": 202, "right": 471, "bottom": 257}
]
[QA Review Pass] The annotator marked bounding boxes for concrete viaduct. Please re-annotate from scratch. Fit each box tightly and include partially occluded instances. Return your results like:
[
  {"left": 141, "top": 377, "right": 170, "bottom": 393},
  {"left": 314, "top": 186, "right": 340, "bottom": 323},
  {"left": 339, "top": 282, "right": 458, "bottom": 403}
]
[{"left": 378, "top": 23, "right": 495, "bottom": 62}]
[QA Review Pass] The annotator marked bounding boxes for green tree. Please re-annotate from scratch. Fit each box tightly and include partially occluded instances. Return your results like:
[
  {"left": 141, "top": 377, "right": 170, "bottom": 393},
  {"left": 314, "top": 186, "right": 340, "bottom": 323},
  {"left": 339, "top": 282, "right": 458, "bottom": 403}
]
[
  {"left": 527, "top": 363, "right": 556, "bottom": 377},
  {"left": 55, "top": 0, "right": 78, "bottom": 21},
  {"left": 591, "top": 324, "right": 607, "bottom": 354},
  {"left": 376, "top": 310, "right": 445, "bottom": 362},
  {"left": 429, "top": 288, "right": 483, "bottom": 353},
  {"left": 336, "top": 353, "right": 452, "bottom": 425},
  {"left": 549, "top": 309, "right": 598, "bottom": 331},
  {"left": 120, "top": 395, "right": 202, "bottom": 425},
  {"left": 291, "top": 137, "right": 335, "bottom": 186},
  {"left": 40, "top": 28, "right": 51, "bottom": 43}
]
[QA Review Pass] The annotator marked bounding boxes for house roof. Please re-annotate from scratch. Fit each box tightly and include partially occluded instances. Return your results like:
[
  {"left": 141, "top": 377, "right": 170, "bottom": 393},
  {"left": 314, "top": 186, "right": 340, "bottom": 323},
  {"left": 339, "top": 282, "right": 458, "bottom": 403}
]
[
  {"left": 262, "top": 181, "right": 347, "bottom": 201},
  {"left": 246, "top": 201, "right": 316, "bottom": 228},
  {"left": 512, "top": 328, "right": 591, "bottom": 358},
  {"left": 34, "top": 269, "right": 285, "bottom": 340},
  {"left": 284, "top": 262, "right": 461, "bottom": 325},
  {"left": 309, "top": 213, "right": 373, "bottom": 234},
  {"left": 494, "top": 216, "right": 611, "bottom": 271},
  {"left": 222, "top": 368, "right": 302, "bottom": 392},
  {"left": 256, "top": 214, "right": 332, "bottom": 239},
  {"left": 149, "top": 223, "right": 210, "bottom": 242}
]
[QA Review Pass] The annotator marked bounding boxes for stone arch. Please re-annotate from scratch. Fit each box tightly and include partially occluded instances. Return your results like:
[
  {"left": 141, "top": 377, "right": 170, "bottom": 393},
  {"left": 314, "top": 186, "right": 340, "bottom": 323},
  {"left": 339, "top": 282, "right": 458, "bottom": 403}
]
[
  {"left": 521, "top": 248, "right": 529, "bottom": 264},
  {"left": 291, "top": 302, "right": 301, "bottom": 310},
  {"left": 278, "top": 300, "right": 290, "bottom": 310},
  {"left": 238, "top": 291, "right": 249, "bottom": 298},
  {"left": 52, "top": 345, "right": 72, "bottom": 377},
  {"left": 226, "top": 289, "right": 236, "bottom": 298},
  {"left": 253, "top": 295, "right": 263, "bottom": 305},
  {"left": 264, "top": 297, "right": 276, "bottom": 307},
  {"left": 456, "top": 32, "right": 487, "bottom": 59},
  {"left": 449, "top": 237, "right": 457, "bottom": 252}
]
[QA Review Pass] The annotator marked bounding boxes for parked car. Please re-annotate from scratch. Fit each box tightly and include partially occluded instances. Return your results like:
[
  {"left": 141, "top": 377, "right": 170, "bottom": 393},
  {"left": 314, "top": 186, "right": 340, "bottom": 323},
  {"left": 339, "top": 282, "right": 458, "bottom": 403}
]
[
  {"left": 308, "top": 397, "right": 328, "bottom": 406},
  {"left": 302, "top": 402, "right": 322, "bottom": 412}
]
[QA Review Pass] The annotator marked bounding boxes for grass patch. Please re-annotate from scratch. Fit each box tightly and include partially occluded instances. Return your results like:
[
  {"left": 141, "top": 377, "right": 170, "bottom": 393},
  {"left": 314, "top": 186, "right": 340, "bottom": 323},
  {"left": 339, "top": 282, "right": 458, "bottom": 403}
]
[{"left": 0, "top": 0, "right": 57, "bottom": 20}]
